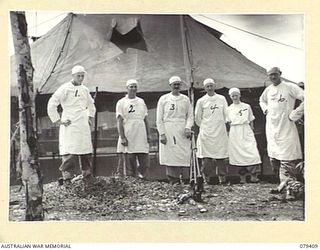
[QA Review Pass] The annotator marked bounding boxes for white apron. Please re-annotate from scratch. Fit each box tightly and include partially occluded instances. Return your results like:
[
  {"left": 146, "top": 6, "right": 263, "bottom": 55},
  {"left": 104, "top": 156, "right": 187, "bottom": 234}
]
[
  {"left": 259, "top": 82, "right": 304, "bottom": 161},
  {"left": 195, "top": 94, "right": 228, "bottom": 159},
  {"left": 227, "top": 102, "right": 261, "bottom": 166},
  {"left": 156, "top": 93, "right": 193, "bottom": 166},
  {"left": 47, "top": 82, "right": 96, "bottom": 155},
  {"left": 116, "top": 96, "right": 149, "bottom": 154}
]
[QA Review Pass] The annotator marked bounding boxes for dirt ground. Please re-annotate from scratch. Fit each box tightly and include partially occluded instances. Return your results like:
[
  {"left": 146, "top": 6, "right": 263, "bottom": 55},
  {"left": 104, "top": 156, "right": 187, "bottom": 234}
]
[{"left": 9, "top": 176, "right": 304, "bottom": 221}]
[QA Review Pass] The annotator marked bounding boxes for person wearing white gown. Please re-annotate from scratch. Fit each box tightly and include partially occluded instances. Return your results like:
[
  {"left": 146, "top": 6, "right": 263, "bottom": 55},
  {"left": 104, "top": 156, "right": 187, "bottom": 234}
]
[
  {"left": 116, "top": 79, "right": 151, "bottom": 179},
  {"left": 226, "top": 87, "right": 261, "bottom": 184},
  {"left": 195, "top": 78, "right": 228, "bottom": 184},
  {"left": 156, "top": 76, "right": 193, "bottom": 184},
  {"left": 259, "top": 67, "right": 304, "bottom": 193},
  {"left": 47, "top": 65, "right": 96, "bottom": 185}
]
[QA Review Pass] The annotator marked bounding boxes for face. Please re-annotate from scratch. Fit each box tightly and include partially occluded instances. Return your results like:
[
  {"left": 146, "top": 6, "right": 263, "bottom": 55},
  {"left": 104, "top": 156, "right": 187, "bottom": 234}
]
[
  {"left": 204, "top": 83, "right": 216, "bottom": 94},
  {"left": 268, "top": 72, "right": 281, "bottom": 85},
  {"left": 127, "top": 83, "right": 138, "bottom": 95},
  {"left": 170, "top": 82, "right": 181, "bottom": 91},
  {"left": 230, "top": 92, "right": 241, "bottom": 102},
  {"left": 72, "top": 72, "right": 85, "bottom": 85}
]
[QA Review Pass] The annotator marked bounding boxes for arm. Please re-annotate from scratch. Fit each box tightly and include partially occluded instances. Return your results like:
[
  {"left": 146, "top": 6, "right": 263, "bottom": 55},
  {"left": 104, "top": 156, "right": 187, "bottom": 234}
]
[
  {"left": 185, "top": 99, "right": 194, "bottom": 130},
  {"left": 47, "top": 87, "right": 71, "bottom": 127},
  {"left": 290, "top": 83, "right": 304, "bottom": 102},
  {"left": 248, "top": 105, "right": 255, "bottom": 130},
  {"left": 117, "top": 115, "right": 128, "bottom": 146},
  {"left": 249, "top": 121, "right": 254, "bottom": 131},
  {"left": 116, "top": 100, "right": 127, "bottom": 146},
  {"left": 222, "top": 97, "right": 228, "bottom": 123},
  {"left": 144, "top": 116, "right": 151, "bottom": 143},
  {"left": 47, "top": 93, "right": 61, "bottom": 124},
  {"left": 194, "top": 99, "right": 202, "bottom": 127},
  {"left": 142, "top": 100, "right": 151, "bottom": 141},
  {"left": 289, "top": 84, "right": 304, "bottom": 122},
  {"left": 156, "top": 97, "right": 167, "bottom": 144},
  {"left": 184, "top": 99, "right": 194, "bottom": 139},
  {"left": 225, "top": 106, "right": 231, "bottom": 132},
  {"left": 259, "top": 88, "right": 268, "bottom": 115},
  {"left": 87, "top": 89, "right": 96, "bottom": 116}
]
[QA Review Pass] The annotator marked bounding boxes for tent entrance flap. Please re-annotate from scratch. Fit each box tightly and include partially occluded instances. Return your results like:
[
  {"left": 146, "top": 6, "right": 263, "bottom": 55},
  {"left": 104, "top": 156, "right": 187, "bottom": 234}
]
[{"left": 110, "top": 17, "right": 147, "bottom": 52}]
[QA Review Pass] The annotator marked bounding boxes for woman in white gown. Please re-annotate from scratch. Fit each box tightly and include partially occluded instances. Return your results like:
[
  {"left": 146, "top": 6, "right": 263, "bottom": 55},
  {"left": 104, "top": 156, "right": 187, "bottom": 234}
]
[{"left": 226, "top": 88, "right": 261, "bottom": 184}]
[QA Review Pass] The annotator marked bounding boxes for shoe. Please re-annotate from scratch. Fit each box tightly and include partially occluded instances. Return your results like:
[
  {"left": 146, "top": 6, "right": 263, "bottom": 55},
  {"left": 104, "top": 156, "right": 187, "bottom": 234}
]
[
  {"left": 219, "top": 181, "right": 227, "bottom": 185},
  {"left": 63, "top": 179, "right": 72, "bottom": 188},
  {"left": 270, "top": 188, "right": 279, "bottom": 194},
  {"left": 58, "top": 177, "right": 64, "bottom": 186},
  {"left": 250, "top": 176, "right": 260, "bottom": 183},
  {"left": 218, "top": 176, "right": 226, "bottom": 184},
  {"left": 137, "top": 173, "right": 147, "bottom": 180},
  {"left": 239, "top": 175, "right": 247, "bottom": 184}
]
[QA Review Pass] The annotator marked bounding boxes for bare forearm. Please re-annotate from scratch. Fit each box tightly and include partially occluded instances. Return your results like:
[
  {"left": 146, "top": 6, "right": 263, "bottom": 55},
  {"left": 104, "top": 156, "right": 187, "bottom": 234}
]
[{"left": 117, "top": 117, "right": 126, "bottom": 139}]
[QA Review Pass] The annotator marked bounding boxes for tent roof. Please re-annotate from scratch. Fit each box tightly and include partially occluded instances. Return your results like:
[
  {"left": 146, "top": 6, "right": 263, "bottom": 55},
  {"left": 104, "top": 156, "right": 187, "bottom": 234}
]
[{"left": 11, "top": 13, "right": 268, "bottom": 96}]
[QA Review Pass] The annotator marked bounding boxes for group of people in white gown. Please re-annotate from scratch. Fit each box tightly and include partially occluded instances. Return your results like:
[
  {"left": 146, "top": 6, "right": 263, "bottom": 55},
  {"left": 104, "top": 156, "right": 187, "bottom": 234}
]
[{"left": 47, "top": 65, "right": 304, "bottom": 195}]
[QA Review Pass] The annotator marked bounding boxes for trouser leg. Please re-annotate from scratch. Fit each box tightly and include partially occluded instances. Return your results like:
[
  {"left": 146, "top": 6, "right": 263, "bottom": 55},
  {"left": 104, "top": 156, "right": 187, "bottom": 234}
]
[
  {"left": 238, "top": 167, "right": 248, "bottom": 184},
  {"left": 137, "top": 153, "right": 150, "bottom": 177},
  {"left": 59, "top": 154, "right": 76, "bottom": 180},
  {"left": 79, "top": 154, "right": 92, "bottom": 178},
  {"left": 247, "top": 164, "right": 260, "bottom": 183},
  {"left": 127, "top": 153, "right": 137, "bottom": 177},
  {"left": 116, "top": 153, "right": 124, "bottom": 176},
  {"left": 270, "top": 157, "right": 280, "bottom": 181},
  {"left": 201, "top": 158, "right": 214, "bottom": 182},
  {"left": 216, "top": 159, "right": 227, "bottom": 184},
  {"left": 272, "top": 160, "right": 297, "bottom": 192}
]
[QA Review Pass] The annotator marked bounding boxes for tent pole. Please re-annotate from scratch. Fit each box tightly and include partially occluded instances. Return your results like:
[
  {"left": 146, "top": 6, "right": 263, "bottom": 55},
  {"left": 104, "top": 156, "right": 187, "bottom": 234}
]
[
  {"left": 93, "top": 86, "right": 99, "bottom": 176},
  {"left": 182, "top": 15, "right": 204, "bottom": 201}
]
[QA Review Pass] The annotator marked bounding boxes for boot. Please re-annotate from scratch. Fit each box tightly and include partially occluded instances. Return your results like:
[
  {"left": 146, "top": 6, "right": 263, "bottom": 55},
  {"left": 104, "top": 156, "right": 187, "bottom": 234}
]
[
  {"left": 250, "top": 173, "right": 260, "bottom": 183},
  {"left": 239, "top": 175, "right": 246, "bottom": 184},
  {"left": 218, "top": 175, "right": 227, "bottom": 185}
]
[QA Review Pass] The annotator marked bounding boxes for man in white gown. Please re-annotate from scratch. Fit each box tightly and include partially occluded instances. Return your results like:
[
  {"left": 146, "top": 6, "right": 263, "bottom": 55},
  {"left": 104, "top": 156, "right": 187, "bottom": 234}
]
[
  {"left": 47, "top": 65, "right": 96, "bottom": 185},
  {"left": 116, "top": 79, "right": 150, "bottom": 179},
  {"left": 259, "top": 67, "right": 304, "bottom": 193},
  {"left": 195, "top": 78, "right": 229, "bottom": 184},
  {"left": 156, "top": 76, "right": 193, "bottom": 184}
]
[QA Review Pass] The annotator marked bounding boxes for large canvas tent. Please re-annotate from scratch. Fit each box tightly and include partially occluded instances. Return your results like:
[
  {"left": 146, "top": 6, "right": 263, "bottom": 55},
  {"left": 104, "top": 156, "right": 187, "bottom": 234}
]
[
  {"left": 11, "top": 13, "right": 281, "bottom": 182},
  {"left": 10, "top": 13, "right": 268, "bottom": 95}
]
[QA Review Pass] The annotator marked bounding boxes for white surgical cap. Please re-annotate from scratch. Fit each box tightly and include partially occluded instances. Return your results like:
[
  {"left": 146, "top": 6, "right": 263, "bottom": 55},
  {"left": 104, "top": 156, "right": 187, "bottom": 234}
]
[
  {"left": 126, "top": 79, "right": 138, "bottom": 87},
  {"left": 169, "top": 76, "right": 181, "bottom": 85},
  {"left": 228, "top": 87, "right": 241, "bottom": 95},
  {"left": 203, "top": 78, "right": 215, "bottom": 86},
  {"left": 71, "top": 65, "right": 86, "bottom": 75}
]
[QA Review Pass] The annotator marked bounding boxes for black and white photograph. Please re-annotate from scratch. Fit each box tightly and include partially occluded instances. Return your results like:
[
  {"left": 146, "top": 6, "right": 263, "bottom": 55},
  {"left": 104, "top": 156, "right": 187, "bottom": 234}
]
[{"left": 9, "top": 11, "right": 305, "bottom": 223}]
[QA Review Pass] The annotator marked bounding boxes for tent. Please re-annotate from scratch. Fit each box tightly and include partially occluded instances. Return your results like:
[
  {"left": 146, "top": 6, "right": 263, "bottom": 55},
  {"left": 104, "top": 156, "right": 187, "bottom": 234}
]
[
  {"left": 11, "top": 13, "right": 268, "bottom": 95},
  {"left": 11, "top": 13, "right": 279, "bottom": 182}
]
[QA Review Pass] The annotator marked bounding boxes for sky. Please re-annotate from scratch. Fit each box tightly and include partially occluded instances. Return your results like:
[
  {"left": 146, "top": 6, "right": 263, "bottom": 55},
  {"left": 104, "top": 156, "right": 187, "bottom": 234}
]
[{"left": 11, "top": 12, "right": 304, "bottom": 83}]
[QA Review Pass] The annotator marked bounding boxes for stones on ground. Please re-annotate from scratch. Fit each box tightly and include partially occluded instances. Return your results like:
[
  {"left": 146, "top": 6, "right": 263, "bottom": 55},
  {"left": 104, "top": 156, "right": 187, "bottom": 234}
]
[
  {"left": 189, "top": 199, "right": 196, "bottom": 206},
  {"left": 200, "top": 208, "right": 208, "bottom": 213},
  {"left": 9, "top": 176, "right": 304, "bottom": 221},
  {"left": 178, "top": 210, "right": 187, "bottom": 216},
  {"left": 158, "top": 207, "right": 166, "bottom": 212}
]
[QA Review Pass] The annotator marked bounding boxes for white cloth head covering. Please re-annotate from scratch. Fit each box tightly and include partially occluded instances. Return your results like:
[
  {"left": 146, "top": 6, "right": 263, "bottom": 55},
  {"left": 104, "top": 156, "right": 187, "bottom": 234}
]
[
  {"left": 228, "top": 87, "right": 241, "bottom": 95},
  {"left": 267, "top": 67, "right": 282, "bottom": 75},
  {"left": 169, "top": 76, "right": 181, "bottom": 85},
  {"left": 126, "top": 79, "right": 138, "bottom": 87},
  {"left": 71, "top": 65, "right": 86, "bottom": 74},
  {"left": 203, "top": 78, "right": 215, "bottom": 86}
]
